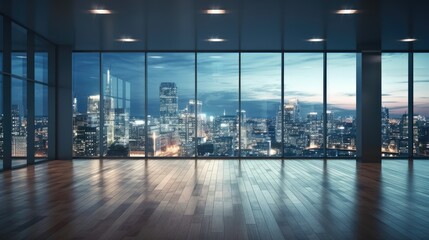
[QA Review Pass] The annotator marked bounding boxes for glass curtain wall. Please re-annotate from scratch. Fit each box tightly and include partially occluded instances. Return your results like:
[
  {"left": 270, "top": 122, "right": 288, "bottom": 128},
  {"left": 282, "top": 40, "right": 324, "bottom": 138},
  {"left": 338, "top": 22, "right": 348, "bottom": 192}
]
[
  {"left": 34, "top": 37, "right": 50, "bottom": 159},
  {"left": 72, "top": 53, "right": 100, "bottom": 157},
  {"left": 382, "top": 53, "right": 408, "bottom": 157},
  {"left": 11, "top": 23, "right": 27, "bottom": 167},
  {"left": 327, "top": 53, "right": 357, "bottom": 157},
  {"left": 241, "top": 53, "right": 281, "bottom": 157},
  {"left": 413, "top": 53, "right": 429, "bottom": 157},
  {"left": 71, "top": 51, "right": 428, "bottom": 159},
  {"left": 197, "top": 53, "right": 239, "bottom": 157},
  {"left": 0, "top": 16, "right": 3, "bottom": 169},
  {"left": 101, "top": 53, "right": 145, "bottom": 157},
  {"left": 283, "top": 53, "right": 324, "bottom": 157},
  {"left": 0, "top": 74, "right": 3, "bottom": 170},
  {"left": 147, "top": 53, "right": 195, "bottom": 157}
]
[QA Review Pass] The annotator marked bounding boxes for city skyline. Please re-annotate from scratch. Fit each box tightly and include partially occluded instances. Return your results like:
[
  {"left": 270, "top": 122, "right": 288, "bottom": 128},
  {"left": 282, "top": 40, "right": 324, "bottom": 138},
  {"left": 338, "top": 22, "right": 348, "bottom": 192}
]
[{"left": 72, "top": 52, "right": 429, "bottom": 119}]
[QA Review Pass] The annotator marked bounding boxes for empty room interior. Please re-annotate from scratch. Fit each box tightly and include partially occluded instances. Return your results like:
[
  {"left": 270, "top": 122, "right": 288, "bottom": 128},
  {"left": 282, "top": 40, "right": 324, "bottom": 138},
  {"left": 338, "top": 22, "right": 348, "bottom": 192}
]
[{"left": 1, "top": 0, "right": 429, "bottom": 239}]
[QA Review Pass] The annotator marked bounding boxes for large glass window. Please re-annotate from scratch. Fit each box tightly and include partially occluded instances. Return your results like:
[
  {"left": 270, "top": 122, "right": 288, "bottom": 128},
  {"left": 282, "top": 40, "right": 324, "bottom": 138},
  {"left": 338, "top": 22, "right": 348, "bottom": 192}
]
[
  {"left": 34, "top": 37, "right": 50, "bottom": 159},
  {"left": 0, "top": 75, "right": 3, "bottom": 170},
  {"left": 0, "top": 16, "right": 3, "bottom": 71},
  {"left": 414, "top": 53, "right": 429, "bottom": 157},
  {"left": 197, "top": 53, "right": 239, "bottom": 157},
  {"left": 147, "top": 53, "right": 195, "bottom": 157},
  {"left": 11, "top": 23, "right": 27, "bottom": 78},
  {"left": 72, "top": 53, "right": 100, "bottom": 157},
  {"left": 102, "top": 53, "right": 145, "bottom": 157},
  {"left": 35, "top": 83, "right": 48, "bottom": 158},
  {"left": 327, "top": 53, "right": 357, "bottom": 157},
  {"left": 35, "top": 37, "right": 49, "bottom": 83},
  {"left": 382, "top": 53, "right": 408, "bottom": 157},
  {"left": 11, "top": 78, "right": 27, "bottom": 166},
  {"left": 283, "top": 53, "right": 323, "bottom": 157},
  {"left": 241, "top": 53, "right": 281, "bottom": 157}
]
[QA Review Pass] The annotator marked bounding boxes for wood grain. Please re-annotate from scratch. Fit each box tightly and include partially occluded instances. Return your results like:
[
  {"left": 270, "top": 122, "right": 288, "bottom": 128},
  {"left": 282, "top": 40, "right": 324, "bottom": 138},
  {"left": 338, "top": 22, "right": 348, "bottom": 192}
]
[{"left": 1, "top": 160, "right": 428, "bottom": 239}]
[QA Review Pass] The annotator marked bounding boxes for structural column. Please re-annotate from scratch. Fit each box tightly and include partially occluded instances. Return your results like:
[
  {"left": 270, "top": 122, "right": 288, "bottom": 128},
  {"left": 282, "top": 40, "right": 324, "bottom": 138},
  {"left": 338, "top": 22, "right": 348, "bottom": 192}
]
[
  {"left": 55, "top": 45, "right": 73, "bottom": 160},
  {"left": 356, "top": 52, "right": 382, "bottom": 163},
  {"left": 356, "top": 0, "right": 381, "bottom": 163}
]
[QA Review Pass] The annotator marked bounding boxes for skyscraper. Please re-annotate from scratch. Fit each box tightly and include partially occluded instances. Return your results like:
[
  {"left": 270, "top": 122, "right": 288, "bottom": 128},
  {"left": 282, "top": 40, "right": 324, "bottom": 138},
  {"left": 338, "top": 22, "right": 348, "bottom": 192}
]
[{"left": 159, "top": 82, "right": 178, "bottom": 130}]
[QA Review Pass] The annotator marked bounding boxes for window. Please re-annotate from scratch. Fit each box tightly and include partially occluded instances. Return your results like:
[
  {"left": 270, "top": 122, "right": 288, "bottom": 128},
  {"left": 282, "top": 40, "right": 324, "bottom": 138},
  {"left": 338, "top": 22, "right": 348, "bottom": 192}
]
[
  {"left": 11, "top": 78, "right": 27, "bottom": 167},
  {"left": 101, "top": 53, "right": 145, "bottom": 157},
  {"left": 147, "top": 53, "right": 195, "bottom": 157},
  {"left": 197, "top": 53, "right": 239, "bottom": 157},
  {"left": 413, "top": 53, "right": 429, "bottom": 157},
  {"left": 35, "top": 37, "right": 49, "bottom": 83},
  {"left": 283, "top": 53, "right": 324, "bottom": 157},
  {"left": 0, "top": 74, "right": 3, "bottom": 170},
  {"left": 72, "top": 53, "right": 100, "bottom": 157},
  {"left": 0, "top": 16, "right": 3, "bottom": 71},
  {"left": 11, "top": 23, "right": 27, "bottom": 78},
  {"left": 382, "top": 53, "right": 408, "bottom": 157},
  {"left": 34, "top": 37, "right": 50, "bottom": 159},
  {"left": 241, "top": 53, "right": 281, "bottom": 157},
  {"left": 35, "top": 83, "right": 48, "bottom": 158},
  {"left": 327, "top": 53, "right": 357, "bottom": 157}
]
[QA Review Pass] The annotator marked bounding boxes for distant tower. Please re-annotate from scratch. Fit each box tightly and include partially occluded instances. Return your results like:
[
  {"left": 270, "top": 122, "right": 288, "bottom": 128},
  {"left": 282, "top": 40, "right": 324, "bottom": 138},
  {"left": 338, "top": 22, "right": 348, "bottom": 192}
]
[
  {"left": 73, "top": 97, "right": 78, "bottom": 114},
  {"left": 159, "top": 82, "right": 178, "bottom": 126}
]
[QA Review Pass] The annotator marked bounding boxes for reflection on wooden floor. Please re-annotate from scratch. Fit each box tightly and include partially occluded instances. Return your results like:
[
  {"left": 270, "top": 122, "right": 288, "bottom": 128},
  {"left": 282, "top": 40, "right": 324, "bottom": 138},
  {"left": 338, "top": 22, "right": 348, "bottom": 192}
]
[{"left": 1, "top": 160, "right": 428, "bottom": 239}]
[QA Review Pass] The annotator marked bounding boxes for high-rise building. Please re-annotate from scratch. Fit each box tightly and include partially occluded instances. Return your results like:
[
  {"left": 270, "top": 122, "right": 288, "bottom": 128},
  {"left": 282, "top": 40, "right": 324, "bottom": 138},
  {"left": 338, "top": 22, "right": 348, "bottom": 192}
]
[
  {"left": 11, "top": 104, "right": 21, "bottom": 136},
  {"left": 159, "top": 82, "right": 178, "bottom": 128}
]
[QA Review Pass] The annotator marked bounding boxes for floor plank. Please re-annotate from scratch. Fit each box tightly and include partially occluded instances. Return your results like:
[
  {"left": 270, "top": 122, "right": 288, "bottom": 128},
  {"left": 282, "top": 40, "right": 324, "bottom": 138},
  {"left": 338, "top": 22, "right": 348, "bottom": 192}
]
[{"left": 1, "top": 159, "right": 429, "bottom": 239}]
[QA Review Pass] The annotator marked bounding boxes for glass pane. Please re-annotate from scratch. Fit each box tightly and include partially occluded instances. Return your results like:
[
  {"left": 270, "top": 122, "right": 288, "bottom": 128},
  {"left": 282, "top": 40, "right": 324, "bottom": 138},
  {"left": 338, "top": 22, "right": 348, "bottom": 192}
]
[
  {"left": 35, "top": 84, "right": 48, "bottom": 158},
  {"left": 197, "top": 53, "right": 239, "bottom": 157},
  {"left": 147, "top": 53, "right": 195, "bottom": 157},
  {"left": 241, "top": 53, "right": 281, "bottom": 157},
  {"left": 12, "top": 78, "right": 27, "bottom": 158},
  {"left": 72, "top": 53, "right": 100, "bottom": 157},
  {"left": 327, "top": 53, "right": 357, "bottom": 157},
  {"left": 413, "top": 53, "right": 429, "bottom": 157},
  {"left": 283, "top": 53, "right": 323, "bottom": 157},
  {"left": 102, "top": 53, "right": 145, "bottom": 157},
  {"left": 0, "top": 75, "right": 3, "bottom": 169},
  {"left": 35, "top": 37, "right": 49, "bottom": 83},
  {"left": 11, "top": 23, "right": 27, "bottom": 77},
  {"left": 0, "top": 16, "right": 3, "bottom": 71},
  {"left": 382, "top": 53, "right": 408, "bottom": 157}
]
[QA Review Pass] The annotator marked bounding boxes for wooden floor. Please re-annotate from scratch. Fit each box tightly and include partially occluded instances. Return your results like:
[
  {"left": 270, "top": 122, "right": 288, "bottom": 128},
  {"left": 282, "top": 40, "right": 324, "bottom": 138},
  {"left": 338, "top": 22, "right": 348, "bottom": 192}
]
[{"left": 1, "top": 160, "right": 429, "bottom": 240}]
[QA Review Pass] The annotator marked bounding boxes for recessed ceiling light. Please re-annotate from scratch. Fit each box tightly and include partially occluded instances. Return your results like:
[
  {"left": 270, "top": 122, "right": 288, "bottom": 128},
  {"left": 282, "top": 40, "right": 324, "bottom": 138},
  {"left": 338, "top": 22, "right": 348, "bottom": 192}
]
[
  {"left": 89, "top": 9, "right": 112, "bottom": 15},
  {"left": 399, "top": 38, "right": 417, "bottom": 42},
  {"left": 16, "top": 55, "right": 27, "bottom": 59},
  {"left": 206, "top": 37, "right": 226, "bottom": 42},
  {"left": 336, "top": 9, "right": 358, "bottom": 14},
  {"left": 117, "top": 37, "right": 138, "bottom": 42},
  {"left": 204, "top": 9, "right": 227, "bottom": 14},
  {"left": 210, "top": 56, "right": 223, "bottom": 59},
  {"left": 149, "top": 55, "right": 163, "bottom": 59},
  {"left": 307, "top": 38, "right": 325, "bottom": 42}
]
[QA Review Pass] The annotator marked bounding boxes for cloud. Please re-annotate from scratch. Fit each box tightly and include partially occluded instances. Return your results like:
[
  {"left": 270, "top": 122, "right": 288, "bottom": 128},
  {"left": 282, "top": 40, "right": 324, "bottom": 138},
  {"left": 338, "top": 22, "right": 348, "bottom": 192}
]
[
  {"left": 284, "top": 90, "right": 318, "bottom": 97},
  {"left": 414, "top": 80, "right": 429, "bottom": 83}
]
